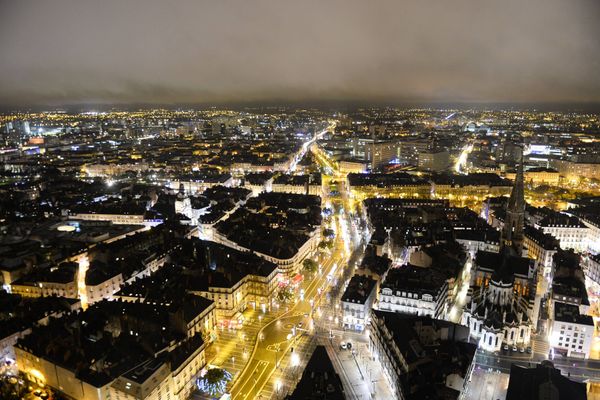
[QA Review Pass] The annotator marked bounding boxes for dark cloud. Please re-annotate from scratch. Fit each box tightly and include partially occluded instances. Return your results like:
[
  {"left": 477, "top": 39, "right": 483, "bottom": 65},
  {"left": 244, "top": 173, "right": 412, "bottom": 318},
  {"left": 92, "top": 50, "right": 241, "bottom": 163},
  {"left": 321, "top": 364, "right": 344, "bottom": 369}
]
[{"left": 1, "top": 0, "right": 599, "bottom": 107}]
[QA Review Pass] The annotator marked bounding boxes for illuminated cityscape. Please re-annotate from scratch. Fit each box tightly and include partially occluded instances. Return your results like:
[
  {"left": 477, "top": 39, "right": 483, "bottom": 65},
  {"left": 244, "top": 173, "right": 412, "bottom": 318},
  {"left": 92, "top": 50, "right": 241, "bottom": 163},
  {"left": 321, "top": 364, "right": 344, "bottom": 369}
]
[{"left": 1, "top": 1, "right": 600, "bottom": 400}]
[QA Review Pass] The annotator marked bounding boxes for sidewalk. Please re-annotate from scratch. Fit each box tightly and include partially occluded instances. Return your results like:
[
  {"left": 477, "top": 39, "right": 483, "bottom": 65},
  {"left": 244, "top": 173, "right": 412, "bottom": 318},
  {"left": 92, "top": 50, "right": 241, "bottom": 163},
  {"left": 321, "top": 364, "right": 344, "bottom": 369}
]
[{"left": 462, "top": 367, "right": 509, "bottom": 400}]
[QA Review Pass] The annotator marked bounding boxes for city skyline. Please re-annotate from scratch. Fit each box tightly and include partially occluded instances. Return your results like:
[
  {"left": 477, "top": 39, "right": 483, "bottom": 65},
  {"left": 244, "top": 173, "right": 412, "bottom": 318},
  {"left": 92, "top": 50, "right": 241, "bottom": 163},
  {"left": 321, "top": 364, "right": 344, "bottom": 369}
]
[{"left": 1, "top": 106, "right": 600, "bottom": 400}]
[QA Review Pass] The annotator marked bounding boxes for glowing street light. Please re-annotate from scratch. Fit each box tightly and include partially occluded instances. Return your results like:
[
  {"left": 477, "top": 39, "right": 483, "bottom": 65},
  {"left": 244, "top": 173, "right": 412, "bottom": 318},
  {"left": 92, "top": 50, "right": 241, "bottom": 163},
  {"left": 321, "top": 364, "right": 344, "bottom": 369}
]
[{"left": 291, "top": 352, "right": 300, "bottom": 366}]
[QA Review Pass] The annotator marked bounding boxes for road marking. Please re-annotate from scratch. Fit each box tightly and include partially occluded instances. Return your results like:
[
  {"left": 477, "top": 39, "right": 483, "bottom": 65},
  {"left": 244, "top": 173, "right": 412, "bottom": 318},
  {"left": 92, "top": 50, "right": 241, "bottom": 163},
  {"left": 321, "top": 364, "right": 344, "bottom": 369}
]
[
  {"left": 230, "top": 211, "right": 351, "bottom": 399},
  {"left": 234, "top": 360, "right": 270, "bottom": 400},
  {"left": 233, "top": 360, "right": 265, "bottom": 399}
]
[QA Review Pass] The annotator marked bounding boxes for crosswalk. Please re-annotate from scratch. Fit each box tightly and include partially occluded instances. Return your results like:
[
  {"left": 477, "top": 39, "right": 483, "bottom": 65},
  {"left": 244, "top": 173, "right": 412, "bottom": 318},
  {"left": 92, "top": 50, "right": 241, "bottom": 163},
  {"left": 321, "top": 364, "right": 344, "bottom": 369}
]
[{"left": 531, "top": 336, "right": 550, "bottom": 356}]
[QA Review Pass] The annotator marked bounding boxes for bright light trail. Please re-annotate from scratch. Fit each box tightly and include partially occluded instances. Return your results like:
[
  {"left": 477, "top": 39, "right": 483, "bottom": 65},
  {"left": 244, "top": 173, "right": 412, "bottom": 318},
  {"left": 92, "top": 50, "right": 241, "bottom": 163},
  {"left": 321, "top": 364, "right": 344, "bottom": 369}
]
[
  {"left": 288, "top": 121, "right": 336, "bottom": 172},
  {"left": 445, "top": 112, "right": 456, "bottom": 120},
  {"left": 454, "top": 142, "right": 473, "bottom": 174}
]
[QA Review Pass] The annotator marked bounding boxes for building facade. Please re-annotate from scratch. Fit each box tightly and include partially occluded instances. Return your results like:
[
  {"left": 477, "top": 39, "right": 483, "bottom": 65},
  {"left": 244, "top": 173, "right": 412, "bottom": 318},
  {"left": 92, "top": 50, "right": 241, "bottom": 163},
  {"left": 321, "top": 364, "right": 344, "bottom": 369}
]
[{"left": 341, "top": 275, "right": 377, "bottom": 331}]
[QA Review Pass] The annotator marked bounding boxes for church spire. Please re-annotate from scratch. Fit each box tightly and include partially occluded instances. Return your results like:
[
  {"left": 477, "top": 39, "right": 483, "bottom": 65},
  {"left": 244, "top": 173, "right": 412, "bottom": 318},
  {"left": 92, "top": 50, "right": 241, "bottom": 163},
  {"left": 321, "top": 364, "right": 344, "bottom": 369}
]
[{"left": 501, "top": 146, "right": 525, "bottom": 255}]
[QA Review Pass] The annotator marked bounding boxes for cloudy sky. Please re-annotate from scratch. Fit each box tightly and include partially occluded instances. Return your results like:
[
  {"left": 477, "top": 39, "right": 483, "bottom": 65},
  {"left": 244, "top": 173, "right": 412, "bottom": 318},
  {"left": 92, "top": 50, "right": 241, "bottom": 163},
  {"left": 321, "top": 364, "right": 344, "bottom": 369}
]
[{"left": 1, "top": 0, "right": 599, "bottom": 107}]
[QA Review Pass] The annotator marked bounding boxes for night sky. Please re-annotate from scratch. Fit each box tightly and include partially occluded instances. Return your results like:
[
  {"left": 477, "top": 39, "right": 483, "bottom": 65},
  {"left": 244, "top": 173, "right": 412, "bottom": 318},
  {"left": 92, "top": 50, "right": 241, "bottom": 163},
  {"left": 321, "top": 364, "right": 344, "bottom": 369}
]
[{"left": 1, "top": 0, "right": 599, "bottom": 107}]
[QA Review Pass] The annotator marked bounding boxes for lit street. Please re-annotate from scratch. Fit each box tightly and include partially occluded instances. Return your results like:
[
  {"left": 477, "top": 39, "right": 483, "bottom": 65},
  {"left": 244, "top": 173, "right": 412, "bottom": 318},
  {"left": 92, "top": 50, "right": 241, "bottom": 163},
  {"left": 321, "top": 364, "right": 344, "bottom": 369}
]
[{"left": 2, "top": 7, "right": 600, "bottom": 398}]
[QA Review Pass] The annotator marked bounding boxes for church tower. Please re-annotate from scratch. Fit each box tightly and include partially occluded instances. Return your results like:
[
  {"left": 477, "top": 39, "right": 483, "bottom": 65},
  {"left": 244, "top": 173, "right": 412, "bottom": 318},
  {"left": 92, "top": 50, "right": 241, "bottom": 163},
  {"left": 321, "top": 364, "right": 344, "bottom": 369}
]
[{"left": 501, "top": 146, "right": 525, "bottom": 255}]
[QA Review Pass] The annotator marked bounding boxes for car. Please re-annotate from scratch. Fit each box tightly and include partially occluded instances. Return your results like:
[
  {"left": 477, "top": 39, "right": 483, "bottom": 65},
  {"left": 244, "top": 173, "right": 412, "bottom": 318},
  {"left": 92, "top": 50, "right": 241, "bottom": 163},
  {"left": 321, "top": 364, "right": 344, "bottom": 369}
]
[
  {"left": 512, "top": 345, "right": 518, "bottom": 352},
  {"left": 297, "top": 322, "right": 303, "bottom": 329},
  {"left": 340, "top": 342, "right": 347, "bottom": 350},
  {"left": 346, "top": 342, "right": 352, "bottom": 350},
  {"left": 503, "top": 344, "right": 509, "bottom": 351},
  {"left": 526, "top": 347, "right": 533, "bottom": 354},
  {"left": 519, "top": 347, "right": 525, "bottom": 353}
]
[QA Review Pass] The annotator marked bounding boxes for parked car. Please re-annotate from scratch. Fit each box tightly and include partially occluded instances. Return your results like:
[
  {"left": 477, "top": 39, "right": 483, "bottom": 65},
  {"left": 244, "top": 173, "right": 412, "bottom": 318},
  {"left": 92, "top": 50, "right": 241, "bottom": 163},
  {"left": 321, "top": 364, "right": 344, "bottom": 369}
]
[
  {"left": 346, "top": 342, "right": 352, "bottom": 350},
  {"left": 503, "top": 344, "right": 509, "bottom": 351},
  {"left": 526, "top": 347, "right": 533, "bottom": 354},
  {"left": 512, "top": 345, "right": 518, "bottom": 352},
  {"left": 519, "top": 347, "right": 525, "bottom": 353},
  {"left": 340, "top": 342, "right": 347, "bottom": 350}
]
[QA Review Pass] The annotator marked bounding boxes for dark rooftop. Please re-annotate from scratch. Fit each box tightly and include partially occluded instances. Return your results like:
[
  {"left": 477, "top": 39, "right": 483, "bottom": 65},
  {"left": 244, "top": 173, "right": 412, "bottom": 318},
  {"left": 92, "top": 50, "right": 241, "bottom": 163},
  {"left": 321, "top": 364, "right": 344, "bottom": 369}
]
[
  {"left": 371, "top": 310, "right": 476, "bottom": 400},
  {"left": 475, "top": 250, "right": 532, "bottom": 281},
  {"left": 506, "top": 361, "right": 586, "bottom": 400},
  {"left": 524, "top": 225, "right": 560, "bottom": 250},
  {"left": 286, "top": 345, "right": 345, "bottom": 400},
  {"left": 553, "top": 302, "right": 594, "bottom": 326},
  {"left": 341, "top": 275, "right": 377, "bottom": 304},
  {"left": 432, "top": 173, "right": 512, "bottom": 187}
]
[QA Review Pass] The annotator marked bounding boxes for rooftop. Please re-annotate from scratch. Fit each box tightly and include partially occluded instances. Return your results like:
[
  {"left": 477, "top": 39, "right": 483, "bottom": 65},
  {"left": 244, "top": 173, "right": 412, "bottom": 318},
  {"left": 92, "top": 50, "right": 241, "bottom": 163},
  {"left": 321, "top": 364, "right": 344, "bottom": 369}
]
[
  {"left": 286, "top": 346, "right": 345, "bottom": 400},
  {"left": 475, "top": 250, "right": 532, "bottom": 281},
  {"left": 553, "top": 302, "right": 594, "bottom": 326},
  {"left": 341, "top": 274, "right": 377, "bottom": 304},
  {"left": 524, "top": 225, "right": 560, "bottom": 250},
  {"left": 382, "top": 264, "right": 448, "bottom": 298},
  {"left": 432, "top": 173, "right": 512, "bottom": 187},
  {"left": 348, "top": 172, "right": 429, "bottom": 187},
  {"left": 506, "top": 361, "right": 586, "bottom": 400},
  {"left": 371, "top": 310, "right": 476, "bottom": 400}
]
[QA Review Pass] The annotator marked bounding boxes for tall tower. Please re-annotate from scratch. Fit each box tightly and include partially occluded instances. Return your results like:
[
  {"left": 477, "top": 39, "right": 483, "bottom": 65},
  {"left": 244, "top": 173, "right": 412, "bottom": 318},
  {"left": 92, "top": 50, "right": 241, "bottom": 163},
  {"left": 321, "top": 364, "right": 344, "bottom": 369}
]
[{"left": 501, "top": 146, "right": 525, "bottom": 255}]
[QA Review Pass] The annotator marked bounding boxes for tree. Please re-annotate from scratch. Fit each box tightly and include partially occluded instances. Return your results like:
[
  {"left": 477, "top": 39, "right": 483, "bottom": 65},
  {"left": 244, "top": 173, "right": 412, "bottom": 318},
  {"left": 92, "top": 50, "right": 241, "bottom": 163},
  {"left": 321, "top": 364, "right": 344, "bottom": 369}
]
[
  {"left": 197, "top": 368, "right": 232, "bottom": 398},
  {"left": 318, "top": 240, "right": 333, "bottom": 250},
  {"left": 277, "top": 286, "right": 295, "bottom": 304},
  {"left": 303, "top": 258, "right": 318, "bottom": 273},
  {"left": 322, "top": 228, "right": 335, "bottom": 239}
]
